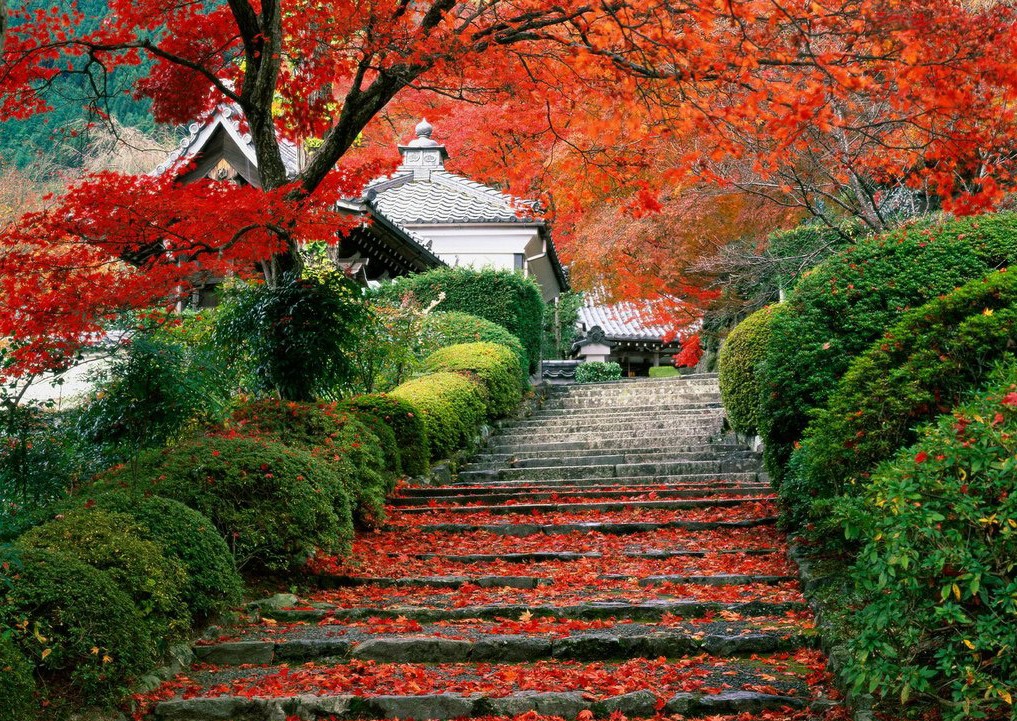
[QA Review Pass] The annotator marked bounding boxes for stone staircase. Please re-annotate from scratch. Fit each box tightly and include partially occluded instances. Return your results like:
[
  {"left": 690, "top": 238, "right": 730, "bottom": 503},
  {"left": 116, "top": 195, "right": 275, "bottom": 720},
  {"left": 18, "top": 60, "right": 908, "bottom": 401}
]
[{"left": 145, "top": 374, "right": 841, "bottom": 721}]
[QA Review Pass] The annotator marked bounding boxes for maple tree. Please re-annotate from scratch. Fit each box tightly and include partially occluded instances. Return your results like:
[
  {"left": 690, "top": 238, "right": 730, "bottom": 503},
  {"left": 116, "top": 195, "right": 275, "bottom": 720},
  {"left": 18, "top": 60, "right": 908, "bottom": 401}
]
[{"left": 3, "top": 0, "right": 1017, "bottom": 374}]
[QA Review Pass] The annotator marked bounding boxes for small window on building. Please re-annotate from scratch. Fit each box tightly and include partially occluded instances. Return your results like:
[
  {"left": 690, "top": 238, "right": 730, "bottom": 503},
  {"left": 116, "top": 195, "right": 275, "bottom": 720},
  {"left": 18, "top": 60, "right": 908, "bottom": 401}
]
[{"left": 514, "top": 253, "right": 525, "bottom": 271}]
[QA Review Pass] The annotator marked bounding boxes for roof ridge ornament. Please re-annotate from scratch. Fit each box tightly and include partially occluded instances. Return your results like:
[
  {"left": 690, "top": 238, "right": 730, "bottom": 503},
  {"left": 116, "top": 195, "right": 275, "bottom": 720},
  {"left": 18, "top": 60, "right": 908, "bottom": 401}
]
[{"left": 398, "top": 118, "right": 448, "bottom": 181}]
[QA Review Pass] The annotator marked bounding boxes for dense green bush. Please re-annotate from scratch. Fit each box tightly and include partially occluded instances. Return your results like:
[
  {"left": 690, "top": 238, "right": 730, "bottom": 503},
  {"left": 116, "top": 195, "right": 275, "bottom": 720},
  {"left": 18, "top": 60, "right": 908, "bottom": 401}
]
[
  {"left": 648, "top": 366, "right": 679, "bottom": 378},
  {"left": 391, "top": 372, "right": 486, "bottom": 460},
  {"left": 836, "top": 365, "right": 1017, "bottom": 719},
  {"left": 424, "top": 342, "right": 522, "bottom": 418},
  {"left": 228, "top": 400, "right": 390, "bottom": 527},
  {"left": 575, "top": 362, "right": 623, "bottom": 383},
  {"left": 341, "top": 394, "right": 429, "bottom": 477},
  {"left": 212, "top": 272, "right": 370, "bottom": 401},
  {"left": 17, "top": 509, "right": 189, "bottom": 642},
  {"left": 718, "top": 305, "right": 780, "bottom": 436},
  {"left": 784, "top": 268, "right": 1017, "bottom": 532},
  {"left": 758, "top": 213, "right": 1017, "bottom": 483},
  {"left": 420, "top": 311, "right": 529, "bottom": 383},
  {"left": 0, "top": 549, "right": 155, "bottom": 704},
  {"left": 0, "top": 633, "right": 36, "bottom": 721},
  {"left": 95, "top": 435, "right": 353, "bottom": 571},
  {"left": 543, "top": 291, "right": 584, "bottom": 360},
  {"left": 90, "top": 494, "right": 242, "bottom": 620},
  {"left": 381, "top": 267, "right": 545, "bottom": 373}
]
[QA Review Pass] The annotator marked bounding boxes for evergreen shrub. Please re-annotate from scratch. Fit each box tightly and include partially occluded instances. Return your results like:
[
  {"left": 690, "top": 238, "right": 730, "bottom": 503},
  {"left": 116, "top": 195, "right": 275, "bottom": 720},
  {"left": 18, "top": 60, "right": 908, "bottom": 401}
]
[
  {"left": 89, "top": 494, "right": 242, "bottom": 620},
  {"left": 718, "top": 305, "right": 780, "bottom": 436},
  {"left": 575, "top": 362, "right": 623, "bottom": 383},
  {"left": 424, "top": 342, "right": 522, "bottom": 418},
  {"left": 341, "top": 394, "right": 429, "bottom": 477},
  {"left": 0, "top": 549, "right": 155, "bottom": 704},
  {"left": 420, "top": 311, "right": 529, "bottom": 383},
  {"left": 228, "top": 399, "right": 390, "bottom": 526},
  {"left": 95, "top": 435, "right": 353, "bottom": 571},
  {"left": 391, "top": 372, "right": 486, "bottom": 460},
  {"left": 17, "top": 509, "right": 189, "bottom": 643},
  {"left": 836, "top": 364, "right": 1017, "bottom": 719},
  {"left": 785, "top": 268, "right": 1017, "bottom": 532},
  {"left": 758, "top": 212, "right": 1017, "bottom": 484},
  {"left": 0, "top": 633, "right": 36, "bottom": 721},
  {"left": 381, "top": 268, "right": 545, "bottom": 373},
  {"left": 648, "top": 366, "right": 679, "bottom": 378}
]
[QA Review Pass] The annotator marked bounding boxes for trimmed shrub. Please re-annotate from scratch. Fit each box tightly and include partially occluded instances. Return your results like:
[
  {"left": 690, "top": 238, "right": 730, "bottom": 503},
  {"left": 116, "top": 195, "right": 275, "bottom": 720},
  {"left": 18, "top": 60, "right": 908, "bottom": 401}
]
[
  {"left": 718, "top": 305, "right": 780, "bottom": 436},
  {"left": 785, "top": 268, "right": 1017, "bottom": 532},
  {"left": 424, "top": 342, "right": 522, "bottom": 419},
  {"left": 758, "top": 212, "right": 1017, "bottom": 484},
  {"left": 836, "top": 365, "right": 1017, "bottom": 719},
  {"left": 648, "top": 366, "right": 679, "bottom": 378},
  {"left": 17, "top": 509, "right": 189, "bottom": 643},
  {"left": 0, "top": 549, "right": 155, "bottom": 704},
  {"left": 228, "top": 399, "right": 390, "bottom": 527},
  {"left": 420, "top": 311, "right": 529, "bottom": 383},
  {"left": 90, "top": 494, "right": 242, "bottom": 621},
  {"left": 381, "top": 267, "right": 545, "bottom": 373},
  {"left": 391, "top": 372, "right": 486, "bottom": 460},
  {"left": 0, "top": 634, "right": 36, "bottom": 721},
  {"left": 95, "top": 435, "right": 353, "bottom": 571},
  {"left": 575, "top": 362, "right": 623, "bottom": 384},
  {"left": 341, "top": 394, "right": 429, "bottom": 477}
]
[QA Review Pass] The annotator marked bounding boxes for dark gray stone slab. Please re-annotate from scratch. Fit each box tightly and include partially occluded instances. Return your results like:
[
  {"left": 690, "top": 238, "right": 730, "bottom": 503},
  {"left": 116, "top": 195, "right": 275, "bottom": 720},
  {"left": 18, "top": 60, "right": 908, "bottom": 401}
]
[
  {"left": 192, "top": 641, "right": 274, "bottom": 665},
  {"left": 352, "top": 637, "right": 472, "bottom": 662}
]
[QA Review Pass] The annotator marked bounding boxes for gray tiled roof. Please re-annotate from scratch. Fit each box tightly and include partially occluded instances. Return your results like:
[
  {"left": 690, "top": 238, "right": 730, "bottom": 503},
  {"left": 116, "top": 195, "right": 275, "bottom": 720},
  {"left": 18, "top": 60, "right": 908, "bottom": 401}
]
[
  {"left": 367, "top": 170, "right": 535, "bottom": 225},
  {"left": 578, "top": 297, "right": 674, "bottom": 342}
]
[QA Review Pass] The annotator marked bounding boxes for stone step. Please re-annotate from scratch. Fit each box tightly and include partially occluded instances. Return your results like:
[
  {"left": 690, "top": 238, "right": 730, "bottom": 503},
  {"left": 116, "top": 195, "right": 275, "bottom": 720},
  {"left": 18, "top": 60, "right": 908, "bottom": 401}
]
[
  {"left": 307, "top": 571, "right": 791, "bottom": 590},
  {"left": 263, "top": 598, "right": 810, "bottom": 624},
  {"left": 385, "top": 548, "right": 780, "bottom": 562},
  {"left": 536, "top": 398, "right": 723, "bottom": 413},
  {"left": 398, "top": 516, "right": 778, "bottom": 536},
  {"left": 473, "top": 442, "right": 747, "bottom": 462},
  {"left": 521, "top": 403, "right": 724, "bottom": 420},
  {"left": 193, "top": 625, "right": 816, "bottom": 666},
  {"left": 390, "top": 485, "right": 772, "bottom": 505},
  {"left": 457, "top": 459, "right": 762, "bottom": 483},
  {"left": 391, "top": 497, "right": 772, "bottom": 515},
  {"left": 486, "top": 435, "right": 722, "bottom": 454},
  {"left": 449, "top": 471, "right": 766, "bottom": 488},
  {"left": 501, "top": 414, "right": 725, "bottom": 434},
  {"left": 489, "top": 429, "right": 721, "bottom": 447},
  {"left": 462, "top": 449, "right": 759, "bottom": 471}
]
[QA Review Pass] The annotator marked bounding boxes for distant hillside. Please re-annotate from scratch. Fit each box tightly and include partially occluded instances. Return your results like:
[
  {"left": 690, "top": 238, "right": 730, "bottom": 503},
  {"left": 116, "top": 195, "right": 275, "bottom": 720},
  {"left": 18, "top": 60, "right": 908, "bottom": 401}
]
[{"left": 1, "top": 0, "right": 160, "bottom": 170}]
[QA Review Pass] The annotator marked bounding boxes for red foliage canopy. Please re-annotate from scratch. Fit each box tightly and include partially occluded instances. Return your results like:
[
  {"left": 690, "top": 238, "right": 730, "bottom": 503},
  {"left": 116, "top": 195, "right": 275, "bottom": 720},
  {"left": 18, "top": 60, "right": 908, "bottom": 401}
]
[{"left": 3, "top": 0, "right": 1017, "bottom": 372}]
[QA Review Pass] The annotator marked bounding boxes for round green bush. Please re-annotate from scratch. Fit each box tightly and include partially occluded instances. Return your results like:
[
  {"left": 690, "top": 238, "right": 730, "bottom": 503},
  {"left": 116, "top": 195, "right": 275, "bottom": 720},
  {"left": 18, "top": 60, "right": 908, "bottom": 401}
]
[
  {"left": 0, "top": 634, "right": 36, "bottom": 721},
  {"left": 391, "top": 372, "right": 486, "bottom": 461},
  {"left": 575, "top": 361, "right": 623, "bottom": 384},
  {"left": 420, "top": 311, "right": 529, "bottom": 383},
  {"left": 718, "top": 305, "right": 781, "bottom": 436},
  {"left": 785, "top": 268, "right": 1017, "bottom": 532},
  {"left": 836, "top": 364, "right": 1017, "bottom": 719},
  {"left": 758, "top": 212, "right": 1017, "bottom": 484},
  {"left": 424, "top": 342, "right": 522, "bottom": 419},
  {"left": 90, "top": 494, "right": 242, "bottom": 621},
  {"left": 381, "top": 267, "right": 545, "bottom": 373},
  {"left": 17, "top": 509, "right": 190, "bottom": 643},
  {"left": 648, "top": 366, "right": 679, "bottom": 378},
  {"left": 95, "top": 435, "right": 353, "bottom": 571},
  {"left": 341, "top": 394, "right": 430, "bottom": 477},
  {"left": 0, "top": 549, "right": 155, "bottom": 705},
  {"left": 228, "top": 399, "right": 390, "bottom": 528}
]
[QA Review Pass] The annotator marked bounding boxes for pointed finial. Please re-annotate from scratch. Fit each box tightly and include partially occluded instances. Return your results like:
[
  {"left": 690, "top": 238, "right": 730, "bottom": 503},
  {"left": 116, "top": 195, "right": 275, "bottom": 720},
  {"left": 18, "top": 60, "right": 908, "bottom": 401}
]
[{"left": 415, "top": 118, "right": 433, "bottom": 139}]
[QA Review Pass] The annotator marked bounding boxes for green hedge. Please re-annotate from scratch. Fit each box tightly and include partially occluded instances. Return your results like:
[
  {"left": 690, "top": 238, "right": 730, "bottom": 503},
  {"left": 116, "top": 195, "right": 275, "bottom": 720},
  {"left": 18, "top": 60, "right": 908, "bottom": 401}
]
[
  {"left": 420, "top": 311, "right": 529, "bottom": 383},
  {"left": 341, "top": 394, "right": 429, "bottom": 477},
  {"left": 784, "top": 268, "right": 1017, "bottom": 532},
  {"left": 391, "top": 372, "right": 487, "bottom": 461},
  {"left": 424, "top": 342, "right": 522, "bottom": 419},
  {"left": 575, "top": 362, "right": 622, "bottom": 383},
  {"left": 836, "top": 364, "right": 1017, "bottom": 719},
  {"left": 0, "top": 549, "right": 155, "bottom": 704},
  {"left": 17, "top": 509, "right": 189, "bottom": 645},
  {"left": 381, "top": 268, "right": 545, "bottom": 374},
  {"left": 228, "top": 400, "right": 390, "bottom": 528},
  {"left": 0, "top": 634, "right": 36, "bottom": 721},
  {"left": 718, "top": 305, "right": 780, "bottom": 436},
  {"left": 90, "top": 494, "right": 242, "bottom": 621},
  {"left": 95, "top": 435, "right": 353, "bottom": 571},
  {"left": 758, "top": 213, "right": 1017, "bottom": 484},
  {"left": 648, "top": 366, "right": 679, "bottom": 378}
]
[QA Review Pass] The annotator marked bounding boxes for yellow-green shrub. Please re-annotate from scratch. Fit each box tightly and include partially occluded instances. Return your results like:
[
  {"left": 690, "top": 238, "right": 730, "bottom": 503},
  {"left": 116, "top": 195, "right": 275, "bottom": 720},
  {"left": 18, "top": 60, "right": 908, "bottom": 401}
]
[
  {"left": 391, "top": 372, "right": 486, "bottom": 460},
  {"left": 424, "top": 342, "right": 522, "bottom": 419},
  {"left": 341, "top": 394, "right": 430, "bottom": 477}
]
